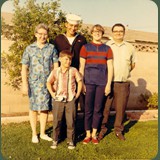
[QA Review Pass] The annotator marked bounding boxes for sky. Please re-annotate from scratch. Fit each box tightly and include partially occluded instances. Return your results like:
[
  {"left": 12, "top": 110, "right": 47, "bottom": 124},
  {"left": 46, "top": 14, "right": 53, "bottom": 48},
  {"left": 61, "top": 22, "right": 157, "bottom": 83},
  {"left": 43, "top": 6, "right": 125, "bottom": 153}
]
[{"left": 1, "top": 0, "right": 158, "bottom": 33}]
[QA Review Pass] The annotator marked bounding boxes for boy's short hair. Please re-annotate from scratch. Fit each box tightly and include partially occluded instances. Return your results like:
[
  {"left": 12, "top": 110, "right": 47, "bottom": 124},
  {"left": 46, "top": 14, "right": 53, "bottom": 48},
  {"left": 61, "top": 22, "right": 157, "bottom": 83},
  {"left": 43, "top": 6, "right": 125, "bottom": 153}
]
[
  {"left": 59, "top": 50, "right": 73, "bottom": 60},
  {"left": 91, "top": 24, "right": 105, "bottom": 35}
]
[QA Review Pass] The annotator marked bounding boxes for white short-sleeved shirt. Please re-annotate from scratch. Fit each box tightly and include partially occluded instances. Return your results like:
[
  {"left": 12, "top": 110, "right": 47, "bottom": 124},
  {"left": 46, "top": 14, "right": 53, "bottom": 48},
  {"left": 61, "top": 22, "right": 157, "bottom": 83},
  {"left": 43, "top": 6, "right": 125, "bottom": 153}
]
[{"left": 107, "top": 40, "right": 137, "bottom": 82}]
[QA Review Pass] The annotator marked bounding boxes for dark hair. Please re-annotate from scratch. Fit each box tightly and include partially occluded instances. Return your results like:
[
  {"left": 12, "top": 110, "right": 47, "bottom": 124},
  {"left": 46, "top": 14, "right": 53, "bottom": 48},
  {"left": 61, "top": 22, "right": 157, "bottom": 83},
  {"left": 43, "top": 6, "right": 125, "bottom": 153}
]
[
  {"left": 112, "top": 23, "right": 125, "bottom": 32},
  {"left": 59, "top": 50, "right": 73, "bottom": 60},
  {"left": 91, "top": 24, "right": 105, "bottom": 35},
  {"left": 34, "top": 23, "right": 49, "bottom": 34}
]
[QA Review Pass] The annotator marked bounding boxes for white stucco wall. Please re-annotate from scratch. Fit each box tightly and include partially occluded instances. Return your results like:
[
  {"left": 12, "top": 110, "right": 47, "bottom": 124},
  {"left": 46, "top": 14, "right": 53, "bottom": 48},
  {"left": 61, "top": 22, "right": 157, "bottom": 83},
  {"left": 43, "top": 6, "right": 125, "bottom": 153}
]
[{"left": 1, "top": 39, "right": 158, "bottom": 114}]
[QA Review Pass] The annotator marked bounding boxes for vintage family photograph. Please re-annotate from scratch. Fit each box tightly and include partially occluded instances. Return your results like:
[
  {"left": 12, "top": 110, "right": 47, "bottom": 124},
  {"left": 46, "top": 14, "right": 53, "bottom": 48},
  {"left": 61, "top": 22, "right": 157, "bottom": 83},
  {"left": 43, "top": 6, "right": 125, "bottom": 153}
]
[{"left": 1, "top": 0, "right": 158, "bottom": 159}]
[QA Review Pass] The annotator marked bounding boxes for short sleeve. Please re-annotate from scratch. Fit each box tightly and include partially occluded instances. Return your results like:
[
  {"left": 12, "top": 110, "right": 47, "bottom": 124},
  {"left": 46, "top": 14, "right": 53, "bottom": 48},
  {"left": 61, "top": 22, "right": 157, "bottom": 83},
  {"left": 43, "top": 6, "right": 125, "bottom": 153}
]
[
  {"left": 106, "top": 47, "right": 113, "bottom": 60},
  {"left": 74, "top": 68, "right": 82, "bottom": 82},
  {"left": 80, "top": 45, "right": 87, "bottom": 59},
  {"left": 47, "top": 70, "right": 56, "bottom": 83},
  {"left": 21, "top": 46, "right": 30, "bottom": 65},
  {"left": 52, "top": 47, "right": 59, "bottom": 63}
]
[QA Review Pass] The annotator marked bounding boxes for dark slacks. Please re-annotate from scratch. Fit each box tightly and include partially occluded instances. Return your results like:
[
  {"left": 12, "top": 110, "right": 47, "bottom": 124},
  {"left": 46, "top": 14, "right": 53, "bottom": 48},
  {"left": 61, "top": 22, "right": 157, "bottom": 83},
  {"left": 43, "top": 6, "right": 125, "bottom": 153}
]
[
  {"left": 85, "top": 84, "right": 105, "bottom": 130},
  {"left": 77, "top": 93, "right": 85, "bottom": 112},
  {"left": 52, "top": 99, "right": 76, "bottom": 143},
  {"left": 101, "top": 82, "right": 130, "bottom": 133}
]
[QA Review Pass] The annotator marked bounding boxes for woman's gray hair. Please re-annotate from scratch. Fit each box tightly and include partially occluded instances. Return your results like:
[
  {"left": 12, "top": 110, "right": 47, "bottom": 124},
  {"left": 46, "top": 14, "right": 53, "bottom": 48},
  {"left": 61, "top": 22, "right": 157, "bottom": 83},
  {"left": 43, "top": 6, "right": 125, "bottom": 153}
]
[{"left": 34, "top": 23, "right": 49, "bottom": 34}]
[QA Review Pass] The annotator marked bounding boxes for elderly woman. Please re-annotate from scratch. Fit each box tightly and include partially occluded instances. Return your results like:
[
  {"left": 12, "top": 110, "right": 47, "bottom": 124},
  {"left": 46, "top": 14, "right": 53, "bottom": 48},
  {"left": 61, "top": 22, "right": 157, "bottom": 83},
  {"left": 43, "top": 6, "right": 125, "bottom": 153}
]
[{"left": 21, "top": 23, "right": 58, "bottom": 143}]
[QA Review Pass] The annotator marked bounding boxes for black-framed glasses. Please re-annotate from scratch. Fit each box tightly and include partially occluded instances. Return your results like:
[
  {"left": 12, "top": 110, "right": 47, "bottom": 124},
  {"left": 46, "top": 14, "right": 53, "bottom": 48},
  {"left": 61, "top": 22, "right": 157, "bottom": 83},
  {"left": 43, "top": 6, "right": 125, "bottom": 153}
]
[
  {"left": 92, "top": 30, "right": 103, "bottom": 34},
  {"left": 112, "top": 30, "right": 124, "bottom": 33}
]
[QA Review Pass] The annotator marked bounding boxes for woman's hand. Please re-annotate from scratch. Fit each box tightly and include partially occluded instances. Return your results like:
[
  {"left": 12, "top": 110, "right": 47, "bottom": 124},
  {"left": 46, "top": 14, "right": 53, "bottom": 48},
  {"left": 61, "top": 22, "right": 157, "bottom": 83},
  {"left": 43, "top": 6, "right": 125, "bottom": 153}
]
[{"left": 22, "top": 83, "right": 28, "bottom": 96}]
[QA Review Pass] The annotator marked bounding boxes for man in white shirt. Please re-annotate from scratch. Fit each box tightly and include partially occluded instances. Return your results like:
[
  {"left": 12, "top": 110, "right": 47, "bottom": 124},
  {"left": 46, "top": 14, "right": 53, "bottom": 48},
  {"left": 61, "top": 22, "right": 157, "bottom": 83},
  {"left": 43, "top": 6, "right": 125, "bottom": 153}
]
[{"left": 98, "top": 23, "right": 136, "bottom": 141}]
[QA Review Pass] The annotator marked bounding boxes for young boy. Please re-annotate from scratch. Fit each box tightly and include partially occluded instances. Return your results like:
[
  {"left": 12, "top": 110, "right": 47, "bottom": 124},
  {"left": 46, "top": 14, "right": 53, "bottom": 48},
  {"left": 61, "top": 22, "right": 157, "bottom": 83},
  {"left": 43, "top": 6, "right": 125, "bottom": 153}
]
[{"left": 46, "top": 50, "right": 82, "bottom": 149}]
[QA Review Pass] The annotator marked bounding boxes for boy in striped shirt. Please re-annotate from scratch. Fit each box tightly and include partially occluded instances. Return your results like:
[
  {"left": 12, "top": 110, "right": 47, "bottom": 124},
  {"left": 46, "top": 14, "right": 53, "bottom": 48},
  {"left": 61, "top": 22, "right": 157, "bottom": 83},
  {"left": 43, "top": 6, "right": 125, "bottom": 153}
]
[{"left": 46, "top": 50, "right": 82, "bottom": 149}]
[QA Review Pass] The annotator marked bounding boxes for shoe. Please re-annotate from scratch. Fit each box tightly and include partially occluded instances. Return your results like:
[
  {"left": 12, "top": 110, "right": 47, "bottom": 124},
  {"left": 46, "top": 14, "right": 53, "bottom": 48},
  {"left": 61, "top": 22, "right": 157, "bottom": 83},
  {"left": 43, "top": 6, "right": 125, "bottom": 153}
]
[
  {"left": 40, "top": 134, "right": 53, "bottom": 141},
  {"left": 98, "top": 128, "right": 107, "bottom": 141},
  {"left": 50, "top": 141, "right": 58, "bottom": 149},
  {"left": 92, "top": 137, "right": 99, "bottom": 144},
  {"left": 68, "top": 142, "right": 75, "bottom": 149},
  {"left": 83, "top": 137, "right": 91, "bottom": 144},
  {"left": 115, "top": 133, "right": 125, "bottom": 141},
  {"left": 32, "top": 135, "right": 39, "bottom": 143}
]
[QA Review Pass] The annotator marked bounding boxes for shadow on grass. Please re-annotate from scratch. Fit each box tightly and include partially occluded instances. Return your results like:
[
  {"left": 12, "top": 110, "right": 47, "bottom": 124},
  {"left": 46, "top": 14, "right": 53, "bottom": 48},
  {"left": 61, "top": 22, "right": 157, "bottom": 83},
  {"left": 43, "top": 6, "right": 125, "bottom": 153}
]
[
  {"left": 44, "top": 126, "right": 53, "bottom": 138},
  {"left": 75, "top": 112, "right": 85, "bottom": 142},
  {"left": 124, "top": 120, "right": 138, "bottom": 134},
  {"left": 97, "top": 114, "right": 138, "bottom": 138},
  {"left": 43, "top": 112, "right": 86, "bottom": 143},
  {"left": 43, "top": 112, "right": 138, "bottom": 143}
]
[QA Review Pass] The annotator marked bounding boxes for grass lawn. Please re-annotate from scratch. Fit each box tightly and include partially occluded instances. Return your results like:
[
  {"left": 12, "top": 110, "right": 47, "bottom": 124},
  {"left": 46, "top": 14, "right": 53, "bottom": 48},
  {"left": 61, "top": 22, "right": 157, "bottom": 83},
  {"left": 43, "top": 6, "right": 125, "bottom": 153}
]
[{"left": 1, "top": 118, "right": 158, "bottom": 160}]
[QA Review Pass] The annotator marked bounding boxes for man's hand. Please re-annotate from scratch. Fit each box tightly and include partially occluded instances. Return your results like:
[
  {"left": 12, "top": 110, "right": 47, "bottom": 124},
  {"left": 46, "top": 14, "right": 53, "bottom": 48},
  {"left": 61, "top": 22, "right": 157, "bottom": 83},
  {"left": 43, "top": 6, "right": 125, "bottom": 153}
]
[{"left": 105, "top": 84, "right": 111, "bottom": 96}]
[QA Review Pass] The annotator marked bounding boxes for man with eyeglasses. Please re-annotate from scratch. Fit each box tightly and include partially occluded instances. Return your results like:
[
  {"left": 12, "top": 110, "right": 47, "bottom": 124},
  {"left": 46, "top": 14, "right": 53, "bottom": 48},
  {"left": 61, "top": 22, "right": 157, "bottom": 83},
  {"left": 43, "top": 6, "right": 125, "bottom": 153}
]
[{"left": 98, "top": 23, "right": 136, "bottom": 141}]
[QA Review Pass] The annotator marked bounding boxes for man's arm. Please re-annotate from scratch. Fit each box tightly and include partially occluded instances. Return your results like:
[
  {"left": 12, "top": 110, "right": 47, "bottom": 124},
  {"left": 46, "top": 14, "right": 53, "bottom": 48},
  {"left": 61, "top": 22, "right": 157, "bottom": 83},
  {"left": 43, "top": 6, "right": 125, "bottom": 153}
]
[
  {"left": 130, "top": 44, "right": 136, "bottom": 71},
  {"left": 130, "top": 63, "right": 135, "bottom": 71},
  {"left": 105, "top": 59, "right": 113, "bottom": 96}
]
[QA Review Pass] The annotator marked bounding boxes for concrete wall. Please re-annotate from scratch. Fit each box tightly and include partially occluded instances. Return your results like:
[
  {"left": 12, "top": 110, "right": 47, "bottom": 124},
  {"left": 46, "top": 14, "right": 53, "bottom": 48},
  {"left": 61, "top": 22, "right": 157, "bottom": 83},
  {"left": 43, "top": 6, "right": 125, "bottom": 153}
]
[
  {"left": 127, "top": 51, "right": 158, "bottom": 110},
  {"left": 1, "top": 38, "right": 29, "bottom": 114},
  {"left": 1, "top": 39, "right": 158, "bottom": 114}
]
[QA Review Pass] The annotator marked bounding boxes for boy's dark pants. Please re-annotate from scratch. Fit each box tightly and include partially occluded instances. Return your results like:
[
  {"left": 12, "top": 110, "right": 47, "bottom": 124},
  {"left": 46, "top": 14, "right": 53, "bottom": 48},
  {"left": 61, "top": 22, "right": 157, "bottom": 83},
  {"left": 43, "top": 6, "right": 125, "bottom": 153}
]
[
  {"left": 101, "top": 82, "right": 130, "bottom": 133},
  {"left": 52, "top": 99, "right": 76, "bottom": 143}
]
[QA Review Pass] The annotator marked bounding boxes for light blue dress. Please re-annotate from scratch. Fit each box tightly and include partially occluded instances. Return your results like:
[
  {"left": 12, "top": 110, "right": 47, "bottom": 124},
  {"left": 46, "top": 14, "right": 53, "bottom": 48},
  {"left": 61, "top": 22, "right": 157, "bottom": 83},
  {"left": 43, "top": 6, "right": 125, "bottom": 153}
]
[{"left": 21, "top": 42, "right": 58, "bottom": 111}]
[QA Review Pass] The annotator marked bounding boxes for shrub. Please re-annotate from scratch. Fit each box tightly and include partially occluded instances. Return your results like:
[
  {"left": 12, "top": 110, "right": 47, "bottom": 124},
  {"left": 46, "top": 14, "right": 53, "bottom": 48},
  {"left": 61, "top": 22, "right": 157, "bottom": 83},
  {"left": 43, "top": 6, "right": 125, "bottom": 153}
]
[
  {"left": 137, "top": 92, "right": 158, "bottom": 109},
  {"left": 137, "top": 92, "right": 151, "bottom": 109},
  {"left": 1, "top": 0, "right": 91, "bottom": 90},
  {"left": 147, "top": 92, "right": 158, "bottom": 109}
]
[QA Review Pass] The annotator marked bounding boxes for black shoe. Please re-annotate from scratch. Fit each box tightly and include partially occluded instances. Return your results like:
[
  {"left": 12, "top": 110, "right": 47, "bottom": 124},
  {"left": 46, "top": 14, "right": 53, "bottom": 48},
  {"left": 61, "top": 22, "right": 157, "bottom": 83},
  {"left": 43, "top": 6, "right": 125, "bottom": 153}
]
[
  {"left": 115, "top": 133, "right": 125, "bottom": 141},
  {"left": 98, "top": 128, "right": 107, "bottom": 141}
]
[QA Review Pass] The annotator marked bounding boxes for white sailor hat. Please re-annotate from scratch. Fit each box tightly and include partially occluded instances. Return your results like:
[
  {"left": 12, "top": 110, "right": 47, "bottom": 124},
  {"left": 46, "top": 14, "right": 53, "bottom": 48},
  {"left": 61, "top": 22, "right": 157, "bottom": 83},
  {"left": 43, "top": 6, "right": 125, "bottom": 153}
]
[{"left": 66, "top": 13, "right": 82, "bottom": 24}]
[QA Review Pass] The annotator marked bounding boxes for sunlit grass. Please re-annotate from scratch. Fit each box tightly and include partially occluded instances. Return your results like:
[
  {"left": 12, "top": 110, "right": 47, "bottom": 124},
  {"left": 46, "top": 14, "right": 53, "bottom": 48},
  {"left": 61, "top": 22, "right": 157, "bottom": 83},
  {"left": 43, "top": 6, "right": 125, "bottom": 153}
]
[{"left": 1, "top": 120, "right": 158, "bottom": 160}]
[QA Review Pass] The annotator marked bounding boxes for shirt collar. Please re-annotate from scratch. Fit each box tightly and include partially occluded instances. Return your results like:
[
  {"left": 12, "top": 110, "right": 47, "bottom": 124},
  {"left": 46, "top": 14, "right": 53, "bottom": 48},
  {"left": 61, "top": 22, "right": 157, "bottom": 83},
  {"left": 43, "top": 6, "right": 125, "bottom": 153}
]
[
  {"left": 59, "top": 67, "right": 70, "bottom": 74},
  {"left": 30, "top": 42, "right": 49, "bottom": 48},
  {"left": 64, "top": 33, "right": 79, "bottom": 38},
  {"left": 110, "top": 40, "right": 126, "bottom": 46}
]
